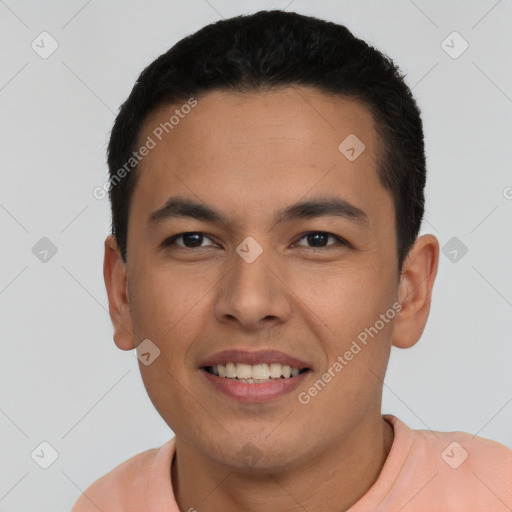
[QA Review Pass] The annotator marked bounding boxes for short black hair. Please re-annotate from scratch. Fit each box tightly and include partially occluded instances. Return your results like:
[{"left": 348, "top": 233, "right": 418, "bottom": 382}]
[{"left": 107, "top": 9, "right": 426, "bottom": 272}]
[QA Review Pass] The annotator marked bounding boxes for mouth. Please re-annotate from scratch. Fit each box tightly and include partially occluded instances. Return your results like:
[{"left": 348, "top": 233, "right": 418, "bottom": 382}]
[
  {"left": 202, "top": 363, "right": 310, "bottom": 383},
  {"left": 199, "top": 350, "right": 312, "bottom": 402}
]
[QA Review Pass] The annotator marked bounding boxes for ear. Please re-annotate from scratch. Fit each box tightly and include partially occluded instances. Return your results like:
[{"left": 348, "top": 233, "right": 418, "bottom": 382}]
[
  {"left": 103, "top": 235, "right": 135, "bottom": 351},
  {"left": 392, "top": 234, "right": 439, "bottom": 349}
]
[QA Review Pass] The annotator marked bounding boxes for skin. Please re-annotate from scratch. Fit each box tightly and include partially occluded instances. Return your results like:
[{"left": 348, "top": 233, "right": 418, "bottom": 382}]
[{"left": 104, "top": 87, "right": 439, "bottom": 511}]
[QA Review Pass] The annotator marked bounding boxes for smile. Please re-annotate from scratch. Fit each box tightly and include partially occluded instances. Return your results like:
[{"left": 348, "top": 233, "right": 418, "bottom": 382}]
[
  {"left": 199, "top": 349, "right": 312, "bottom": 402},
  {"left": 203, "top": 362, "right": 309, "bottom": 383}
]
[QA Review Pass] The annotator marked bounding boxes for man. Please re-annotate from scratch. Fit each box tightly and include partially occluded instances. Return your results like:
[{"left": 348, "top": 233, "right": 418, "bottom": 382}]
[{"left": 74, "top": 9, "right": 511, "bottom": 512}]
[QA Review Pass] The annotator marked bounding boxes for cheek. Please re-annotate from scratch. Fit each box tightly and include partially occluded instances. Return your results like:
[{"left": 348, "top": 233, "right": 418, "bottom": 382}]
[
  {"left": 303, "top": 262, "right": 396, "bottom": 367},
  {"left": 138, "top": 357, "right": 205, "bottom": 440},
  {"left": 129, "top": 262, "right": 210, "bottom": 341},
  {"left": 297, "top": 260, "right": 393, "bottom": 322}
]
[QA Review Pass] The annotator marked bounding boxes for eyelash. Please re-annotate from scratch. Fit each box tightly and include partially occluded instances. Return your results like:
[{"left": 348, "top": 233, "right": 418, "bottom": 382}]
[{"left": 162, "top": 231, "right": 348, "bottom": 250}]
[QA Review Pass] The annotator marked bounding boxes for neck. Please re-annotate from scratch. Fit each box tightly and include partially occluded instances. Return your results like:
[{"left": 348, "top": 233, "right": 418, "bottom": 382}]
[{"left": 172, "top": 414, "right": 394, "bottom": 512}]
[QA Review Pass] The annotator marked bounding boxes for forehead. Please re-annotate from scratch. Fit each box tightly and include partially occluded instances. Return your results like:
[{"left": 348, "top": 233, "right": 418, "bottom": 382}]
[
  {"left": 140, "top": 87, "right": 377, "bottom": 156},
  {"left": 130, "top": 87, "right": 391, "bottom": 232}
]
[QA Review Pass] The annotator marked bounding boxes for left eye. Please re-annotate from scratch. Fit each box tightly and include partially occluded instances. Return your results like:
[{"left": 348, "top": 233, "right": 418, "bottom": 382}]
[{"left": 293, "top": 231, "right": 346, "bottom": 249}]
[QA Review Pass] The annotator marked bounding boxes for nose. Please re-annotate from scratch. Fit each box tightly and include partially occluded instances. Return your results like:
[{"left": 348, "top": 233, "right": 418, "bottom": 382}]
[{"left": 213, "top": 245, "right": 291, "bottom": 331}]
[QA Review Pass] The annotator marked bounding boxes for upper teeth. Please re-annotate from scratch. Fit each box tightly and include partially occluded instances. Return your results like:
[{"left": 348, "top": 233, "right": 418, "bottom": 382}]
[{"left": 210, "top": 363, "right": 301, "bottom": 379}]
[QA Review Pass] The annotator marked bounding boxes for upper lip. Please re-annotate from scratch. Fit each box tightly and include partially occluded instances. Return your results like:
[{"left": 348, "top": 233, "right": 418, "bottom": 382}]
[{"left": 199, "top": 349, "right": 311, "bottom": 369}]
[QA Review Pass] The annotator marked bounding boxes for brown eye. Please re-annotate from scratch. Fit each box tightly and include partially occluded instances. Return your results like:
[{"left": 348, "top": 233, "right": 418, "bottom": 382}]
[
  {"left": 294, "top": 231, "right": 346, "bottom": 248},
  {"left": 163, "top": 232, "right": 215, "bottom": 248}
]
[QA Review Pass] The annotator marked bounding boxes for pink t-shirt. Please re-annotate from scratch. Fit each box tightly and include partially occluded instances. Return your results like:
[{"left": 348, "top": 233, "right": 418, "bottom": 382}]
[{"left": 71, "top": 415, "right": 512, "bottom": 511}]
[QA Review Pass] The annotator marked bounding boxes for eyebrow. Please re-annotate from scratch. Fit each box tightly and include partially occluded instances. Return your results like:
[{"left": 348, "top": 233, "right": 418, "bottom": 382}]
[{"left": 148, "top": 196, "right": 369, "bottom": 229}]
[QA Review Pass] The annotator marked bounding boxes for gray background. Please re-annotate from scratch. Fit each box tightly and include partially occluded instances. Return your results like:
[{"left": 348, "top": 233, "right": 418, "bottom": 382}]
[{"left": 1, "top": 0, "right": 511, "bottom": 510}]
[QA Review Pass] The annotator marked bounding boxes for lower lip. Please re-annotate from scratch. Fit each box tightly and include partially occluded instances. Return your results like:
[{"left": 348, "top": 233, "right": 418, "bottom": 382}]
[{"left": 200, "top": 369, "right": 309, "bottom": 402}]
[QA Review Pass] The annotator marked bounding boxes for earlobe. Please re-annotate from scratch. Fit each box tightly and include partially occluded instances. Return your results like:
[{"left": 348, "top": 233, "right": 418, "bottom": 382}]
[
  {"left": 103, "top": 235, "right": 136, "bottom": 351},
  {"left": 392, "top": 234, "right": 439, "bottom": 349}
]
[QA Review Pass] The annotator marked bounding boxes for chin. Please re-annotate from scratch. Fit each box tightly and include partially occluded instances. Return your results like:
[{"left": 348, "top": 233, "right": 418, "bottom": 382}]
[{"left": 208, "top": 433, "right": 309, "bottom": 473}]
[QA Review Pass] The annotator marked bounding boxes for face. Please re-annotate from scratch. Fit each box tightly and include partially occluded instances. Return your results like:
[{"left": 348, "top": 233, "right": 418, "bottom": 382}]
[{"left": 108, "top": 87, "right": 409, "bottom": 470}]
